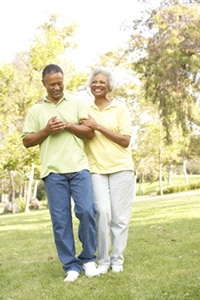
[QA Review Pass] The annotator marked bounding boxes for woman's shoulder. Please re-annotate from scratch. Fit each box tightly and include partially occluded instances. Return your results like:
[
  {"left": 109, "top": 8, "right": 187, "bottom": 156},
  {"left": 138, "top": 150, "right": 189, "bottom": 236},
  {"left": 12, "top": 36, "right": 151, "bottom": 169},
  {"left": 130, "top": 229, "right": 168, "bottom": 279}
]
[{"left": 111, "top": 99, "right": 127, "bottom": 109}]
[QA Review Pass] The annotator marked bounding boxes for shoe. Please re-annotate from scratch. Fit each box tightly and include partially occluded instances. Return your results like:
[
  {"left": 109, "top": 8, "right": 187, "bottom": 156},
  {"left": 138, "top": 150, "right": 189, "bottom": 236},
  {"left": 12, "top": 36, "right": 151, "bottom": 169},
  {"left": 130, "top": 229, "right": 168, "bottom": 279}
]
[
  {"left": 97, "top": 265, "right": 109, "bottom": 274},
  {"left": 64, "top": 271, "right": 79, "bottom": 282},
  {"left": 111, "top": 265, "right": 123, "bottom": 273},
  {"left": 83, "top": 262, "right": 99, "bottom": 277}
]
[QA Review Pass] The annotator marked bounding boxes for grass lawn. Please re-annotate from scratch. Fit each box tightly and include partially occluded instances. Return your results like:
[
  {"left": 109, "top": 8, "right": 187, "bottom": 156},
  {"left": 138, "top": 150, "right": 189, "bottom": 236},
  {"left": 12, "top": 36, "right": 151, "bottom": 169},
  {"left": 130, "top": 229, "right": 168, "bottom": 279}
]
[
  {"left": 0, "top": 193, "right": 200, "bottom": 300},
  {"left": 136, "top": 174, "right": 200, "bottom": 196}
]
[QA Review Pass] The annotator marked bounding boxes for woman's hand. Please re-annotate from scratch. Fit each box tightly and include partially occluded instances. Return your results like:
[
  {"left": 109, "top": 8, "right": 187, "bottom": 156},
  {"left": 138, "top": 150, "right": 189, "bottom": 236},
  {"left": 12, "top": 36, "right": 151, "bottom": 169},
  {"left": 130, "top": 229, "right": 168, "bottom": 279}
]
[
  {"left": 80, "top": 115, "right": 130, "bottom": 147},
  {"left": 80, "top": 115, "right": 99, "bottom": 130}
]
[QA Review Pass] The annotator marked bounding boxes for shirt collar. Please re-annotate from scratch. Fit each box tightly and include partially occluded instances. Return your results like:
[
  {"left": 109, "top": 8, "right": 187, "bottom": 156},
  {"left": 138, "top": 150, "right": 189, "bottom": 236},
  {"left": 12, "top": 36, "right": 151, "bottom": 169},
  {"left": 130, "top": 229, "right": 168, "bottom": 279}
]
[
  {"left": 43, "top": 92, "right": 68, "bottom": 103},
  {"left": 90, "top": 99, "right": 118, "bottom": 109}
]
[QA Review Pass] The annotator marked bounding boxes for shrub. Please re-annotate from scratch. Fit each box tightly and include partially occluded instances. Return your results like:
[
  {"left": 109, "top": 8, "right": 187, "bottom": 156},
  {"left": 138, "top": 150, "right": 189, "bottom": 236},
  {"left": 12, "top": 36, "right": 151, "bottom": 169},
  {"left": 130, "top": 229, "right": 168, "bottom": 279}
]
[{"left": 162, "top": 181, "right": 200, "bottom": 195}]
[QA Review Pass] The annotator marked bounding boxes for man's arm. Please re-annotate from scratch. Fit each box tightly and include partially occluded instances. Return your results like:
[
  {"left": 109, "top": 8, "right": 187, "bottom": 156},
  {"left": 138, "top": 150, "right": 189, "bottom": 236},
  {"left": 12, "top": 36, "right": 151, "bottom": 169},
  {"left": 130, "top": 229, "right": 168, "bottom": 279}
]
[
  {"left": 34, "top": 98, "right": 94, "bottom": 140},
  {"left": 23, "top": 116, "right": 94, "bottom": 148},
  {"left": 65, "top": 121, "right": 94, "bottom": 139},
  {"left": 23, "top": 116, "right": 66, "bottom": 148},
  {"left": 80, "top": 115, "right": 130, "bottom": 147}
]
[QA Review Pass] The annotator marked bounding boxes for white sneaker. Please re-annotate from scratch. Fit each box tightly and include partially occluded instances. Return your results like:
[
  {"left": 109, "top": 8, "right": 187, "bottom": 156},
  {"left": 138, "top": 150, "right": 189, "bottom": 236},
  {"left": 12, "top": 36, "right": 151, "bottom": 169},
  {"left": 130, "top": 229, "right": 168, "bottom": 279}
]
[
  {"left": 111, "top": 265, "right": 123, "bottom": 273},
  {"left": 83, "top": 262, "right": 99, "bottom": 277},
  {"left": 64, "top": 271, "right": 79, "bottom": 282},
  {"left": 97, "top": 265, "right": 109, "bottom": 274}
]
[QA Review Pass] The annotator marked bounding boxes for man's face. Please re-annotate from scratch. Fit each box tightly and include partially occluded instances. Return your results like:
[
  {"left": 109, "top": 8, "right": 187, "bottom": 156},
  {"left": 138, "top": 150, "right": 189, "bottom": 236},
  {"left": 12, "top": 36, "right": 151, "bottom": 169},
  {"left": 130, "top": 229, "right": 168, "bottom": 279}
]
[{"left": 42, "top": 72, "right": 64, "bottom": 103}]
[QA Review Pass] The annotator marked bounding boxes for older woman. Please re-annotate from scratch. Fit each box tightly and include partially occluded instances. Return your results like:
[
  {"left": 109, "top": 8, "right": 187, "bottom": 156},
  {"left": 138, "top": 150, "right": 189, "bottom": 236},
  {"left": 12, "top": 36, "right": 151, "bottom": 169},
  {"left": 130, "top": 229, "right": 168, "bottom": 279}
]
[{"left": 80, "top": 67, "right": 134, "bottom": 274}]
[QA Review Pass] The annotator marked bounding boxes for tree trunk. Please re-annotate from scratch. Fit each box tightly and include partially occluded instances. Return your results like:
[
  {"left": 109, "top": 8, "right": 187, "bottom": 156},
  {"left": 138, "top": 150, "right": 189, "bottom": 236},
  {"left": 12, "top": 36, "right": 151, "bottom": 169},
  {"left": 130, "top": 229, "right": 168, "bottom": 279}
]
[
  {"left": 133, "top": 174, "right": 137, "bottom": 201},
  {"left": 168, "top": 164, "right": 173, "bottom": 185},
  {"left": 159, "top": 147, "right": 163, "bottom": 195},
  {"left": 33, "top": 180, "right": 39, "bottom": 199},
  {"left": 183, "top": 159, "right": 189, "bottom": 184},
  {"left": 25, "top": 163, "right": 34, "bottom": 213},
  {"left": 9, "top": 171, "right": 15, "bottom": 202}
]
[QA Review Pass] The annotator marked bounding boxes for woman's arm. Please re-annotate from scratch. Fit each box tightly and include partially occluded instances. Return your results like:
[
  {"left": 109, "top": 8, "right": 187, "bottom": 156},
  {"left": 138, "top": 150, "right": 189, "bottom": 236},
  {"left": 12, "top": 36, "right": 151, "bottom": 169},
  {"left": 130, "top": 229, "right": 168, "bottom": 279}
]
[{"left": 80, "top": 116, "right": 130, "bottom": 147}]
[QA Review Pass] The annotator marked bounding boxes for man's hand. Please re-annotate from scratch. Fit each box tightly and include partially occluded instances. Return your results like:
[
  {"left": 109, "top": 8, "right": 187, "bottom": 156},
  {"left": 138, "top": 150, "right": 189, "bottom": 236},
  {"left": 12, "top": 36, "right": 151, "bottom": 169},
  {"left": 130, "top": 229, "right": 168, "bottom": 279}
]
[
  {"left": 22, "top": 116, "right": 66, "bottom": 148},
  {"left": 47, "top": 116, "right": 66, "bottom": 134}
]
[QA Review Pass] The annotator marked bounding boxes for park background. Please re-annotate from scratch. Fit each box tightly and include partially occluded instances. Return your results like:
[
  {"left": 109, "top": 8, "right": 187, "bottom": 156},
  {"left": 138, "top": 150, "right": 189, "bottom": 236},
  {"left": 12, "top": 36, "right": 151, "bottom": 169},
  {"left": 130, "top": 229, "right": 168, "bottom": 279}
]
[
  {"left": 0, "top": 0, "right": 200, "bottom": 298},
  {"left": 1, "top": 0, "right": 200, "bottom": 209}
]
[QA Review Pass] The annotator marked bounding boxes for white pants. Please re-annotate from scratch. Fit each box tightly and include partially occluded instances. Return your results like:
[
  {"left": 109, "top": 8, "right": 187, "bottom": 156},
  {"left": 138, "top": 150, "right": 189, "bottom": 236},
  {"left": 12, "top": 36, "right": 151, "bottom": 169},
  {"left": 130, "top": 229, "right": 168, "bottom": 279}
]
[{"left": 91, "top": 171, "right": 134, "bottom": 266}]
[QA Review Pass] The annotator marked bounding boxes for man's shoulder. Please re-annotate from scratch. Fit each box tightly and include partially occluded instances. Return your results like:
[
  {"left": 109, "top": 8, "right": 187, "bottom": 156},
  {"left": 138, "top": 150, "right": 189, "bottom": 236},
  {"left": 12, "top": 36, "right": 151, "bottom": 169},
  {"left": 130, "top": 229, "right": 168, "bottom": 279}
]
[{"left": 26, "top": 101, "right": 47, "bottom": 116}]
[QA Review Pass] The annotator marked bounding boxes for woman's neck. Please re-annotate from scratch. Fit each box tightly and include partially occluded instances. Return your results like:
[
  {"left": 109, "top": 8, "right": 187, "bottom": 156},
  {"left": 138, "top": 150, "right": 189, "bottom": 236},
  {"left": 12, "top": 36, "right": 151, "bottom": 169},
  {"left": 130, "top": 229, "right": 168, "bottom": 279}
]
[{"left": 94, "top": 97, "right": 111, "bottom": 110}]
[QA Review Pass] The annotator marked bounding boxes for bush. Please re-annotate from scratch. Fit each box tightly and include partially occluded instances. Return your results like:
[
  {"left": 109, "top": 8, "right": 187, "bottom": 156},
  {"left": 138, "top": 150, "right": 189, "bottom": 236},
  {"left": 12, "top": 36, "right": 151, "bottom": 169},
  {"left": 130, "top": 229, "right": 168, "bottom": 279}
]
[
  {"left": 162, "top": 181, "right": 200, "bottom": 194},
  {"left": 15, "top": 198, "right": 26, "bottom": 212}
]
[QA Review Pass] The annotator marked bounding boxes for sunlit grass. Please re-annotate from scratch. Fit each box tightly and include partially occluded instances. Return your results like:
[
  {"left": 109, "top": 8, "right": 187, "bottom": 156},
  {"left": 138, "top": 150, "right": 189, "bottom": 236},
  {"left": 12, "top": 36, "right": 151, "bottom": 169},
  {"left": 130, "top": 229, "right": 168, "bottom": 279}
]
[
  {"left": 0, "top": 193, "right": 200, "bottom": 300},
  {"left": 136, "top": 174, "right": 200, "bottom": 196}
]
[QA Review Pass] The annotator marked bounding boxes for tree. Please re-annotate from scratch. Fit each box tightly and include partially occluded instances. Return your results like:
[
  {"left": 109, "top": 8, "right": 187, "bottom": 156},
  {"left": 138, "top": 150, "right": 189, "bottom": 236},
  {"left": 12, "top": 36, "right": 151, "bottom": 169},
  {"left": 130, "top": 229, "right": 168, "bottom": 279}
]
[
  {"left": 125, "top": 0, "right": 200, "bottom": 143},
  {"left": 0, "top": 14, "right": 80, "bottom": 210},
  {"left": 29, "top": 14, "right": 78, "bottom": 71}
]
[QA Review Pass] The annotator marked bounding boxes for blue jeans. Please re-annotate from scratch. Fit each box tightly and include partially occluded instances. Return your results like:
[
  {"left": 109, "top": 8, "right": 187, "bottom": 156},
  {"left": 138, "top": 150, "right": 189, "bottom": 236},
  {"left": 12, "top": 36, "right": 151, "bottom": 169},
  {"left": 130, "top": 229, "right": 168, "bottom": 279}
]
[{"left": 43, "top": 170, "right": 97, "bottom": 273}]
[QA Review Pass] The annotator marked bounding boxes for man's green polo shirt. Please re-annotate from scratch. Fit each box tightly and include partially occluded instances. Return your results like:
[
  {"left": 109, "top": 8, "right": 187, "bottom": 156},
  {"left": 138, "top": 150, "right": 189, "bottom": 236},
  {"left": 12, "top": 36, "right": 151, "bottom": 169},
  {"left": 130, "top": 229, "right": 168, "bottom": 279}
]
[{"left": 22, "top": 93, "right": 90, "bottom": 178}]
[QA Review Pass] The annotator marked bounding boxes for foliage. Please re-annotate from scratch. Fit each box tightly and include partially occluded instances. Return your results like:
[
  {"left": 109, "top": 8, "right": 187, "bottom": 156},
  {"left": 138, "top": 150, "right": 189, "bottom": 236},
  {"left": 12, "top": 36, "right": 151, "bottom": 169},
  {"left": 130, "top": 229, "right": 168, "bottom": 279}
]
[
  {"left": 186, "top": 134, "right": 200, "bottom": 160},
  {"left": 132, "top": 106, "right": 190, "bottom": 188},
  {"left": 162, "top": 181, "right": 200, "bottom": 194},
  {"left": 1, "top": 5, "right": 200, "bottom": 206},
  {"left": 136, "top": 174, "right": 200, "bottom": 196},
  {"left": 36, "top": 180, "right": 47, "bottom": 201},
  {"left": 15, "top": 198, "right": 26, "bottom": 212},
  {"left": 29, "top": 14, "right": 78, "bottom": 71},
  {"left": 187, "top": 158, "right": 200, "bottom": 174},
  {"left": 0, "top": 14, "right": 79, "bottom": 204},
  {"left": 0, "top": 130, "right": 40, "bottom": 201},
  {"left": 126, "top": 0, "right": 200, "bottom": 143}
]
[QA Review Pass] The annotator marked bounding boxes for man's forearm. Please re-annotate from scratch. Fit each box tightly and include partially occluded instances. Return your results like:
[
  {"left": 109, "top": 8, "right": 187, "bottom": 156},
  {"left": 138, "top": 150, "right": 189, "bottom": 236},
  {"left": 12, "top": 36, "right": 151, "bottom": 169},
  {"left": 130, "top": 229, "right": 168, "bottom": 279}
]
[
  {"left": 22, "top": 129, "right": 49, "bottom": 148},
  {"left": 65, "top": 122, "right": 94, "bottom": 139}
]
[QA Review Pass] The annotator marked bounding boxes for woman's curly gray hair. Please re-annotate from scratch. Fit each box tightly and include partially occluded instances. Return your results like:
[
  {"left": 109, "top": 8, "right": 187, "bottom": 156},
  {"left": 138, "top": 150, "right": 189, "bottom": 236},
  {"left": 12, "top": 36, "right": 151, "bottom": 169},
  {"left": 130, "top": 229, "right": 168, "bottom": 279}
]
[{"left": 88, "top": 67, "right": 115, "bottom": 92}]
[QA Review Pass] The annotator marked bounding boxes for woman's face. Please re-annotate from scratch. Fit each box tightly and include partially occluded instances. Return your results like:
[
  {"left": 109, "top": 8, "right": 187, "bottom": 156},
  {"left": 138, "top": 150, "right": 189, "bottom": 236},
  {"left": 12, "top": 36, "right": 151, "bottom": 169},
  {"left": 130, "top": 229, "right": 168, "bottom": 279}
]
[{"left": 90, "top": 74, "right": 110, "bottom": 97}]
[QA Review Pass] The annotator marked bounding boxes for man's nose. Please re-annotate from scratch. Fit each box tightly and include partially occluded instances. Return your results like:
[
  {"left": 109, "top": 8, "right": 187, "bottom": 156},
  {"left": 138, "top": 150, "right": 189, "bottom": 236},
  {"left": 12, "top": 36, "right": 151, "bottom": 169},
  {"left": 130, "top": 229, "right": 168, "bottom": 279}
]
[{"left": 54, "top": 84, "right": 60, "bottom": 89}]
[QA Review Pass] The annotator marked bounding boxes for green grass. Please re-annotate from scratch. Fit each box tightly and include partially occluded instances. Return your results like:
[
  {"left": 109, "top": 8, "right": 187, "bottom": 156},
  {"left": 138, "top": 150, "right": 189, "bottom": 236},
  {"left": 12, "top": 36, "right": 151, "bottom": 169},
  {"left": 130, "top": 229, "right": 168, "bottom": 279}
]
[
  {"left": 0, "top": 193, "right": 200, "bottom": 300},
  {"left": 136, "top": 174, "right": 200, "bottom": 196}
]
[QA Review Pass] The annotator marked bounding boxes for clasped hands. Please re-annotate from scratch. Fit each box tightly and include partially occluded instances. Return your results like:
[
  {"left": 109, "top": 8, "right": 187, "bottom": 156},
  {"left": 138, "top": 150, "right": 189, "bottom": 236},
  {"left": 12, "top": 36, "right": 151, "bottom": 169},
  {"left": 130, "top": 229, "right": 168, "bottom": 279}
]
[
  {"left": 47, "top": 116, "right": 66, "bottom": 134},
  {"left": 46, "top": 115, "right": 98, "bottom": 135},
  {"left": 80, "top": 115, "right": 98, "bottom": 130}
]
